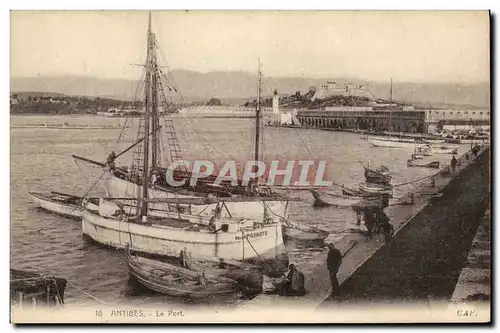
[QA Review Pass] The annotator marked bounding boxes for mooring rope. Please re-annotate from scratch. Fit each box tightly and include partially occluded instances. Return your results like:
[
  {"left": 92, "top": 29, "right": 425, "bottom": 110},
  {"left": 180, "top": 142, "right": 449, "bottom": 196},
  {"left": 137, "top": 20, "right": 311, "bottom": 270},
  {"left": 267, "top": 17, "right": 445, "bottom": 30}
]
[
  {"left": 241, "top": 229, "right": 274, "bottom": 272},
  {"left": 391, "top": 173, "right": 436, "bottom": 188},
  {"left": 66, "top": 281, "right": 107, "bottom": 304}
]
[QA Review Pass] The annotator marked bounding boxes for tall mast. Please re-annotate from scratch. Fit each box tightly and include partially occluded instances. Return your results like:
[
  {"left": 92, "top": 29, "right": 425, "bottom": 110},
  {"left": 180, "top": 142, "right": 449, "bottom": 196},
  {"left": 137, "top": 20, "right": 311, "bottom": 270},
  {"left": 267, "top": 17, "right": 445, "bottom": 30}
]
[
  {"left": 254, "top": 59, "right": 262, "bottom": 164},
  {"left": 151, "top": 33, "right": 159, "bottom": 170},
  {"left": 141, "top": 11, "right": 153, "bottom": 220},
  {"left": 388, "top": 78, "right": 393, "bottom": 132}
]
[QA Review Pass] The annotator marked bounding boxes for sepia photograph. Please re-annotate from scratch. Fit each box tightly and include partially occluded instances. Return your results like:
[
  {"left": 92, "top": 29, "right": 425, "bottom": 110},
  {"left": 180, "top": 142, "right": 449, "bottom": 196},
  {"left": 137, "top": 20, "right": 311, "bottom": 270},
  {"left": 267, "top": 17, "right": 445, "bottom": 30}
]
[{"left": 9, "top": 9, "right": 491, "bottom": 324}]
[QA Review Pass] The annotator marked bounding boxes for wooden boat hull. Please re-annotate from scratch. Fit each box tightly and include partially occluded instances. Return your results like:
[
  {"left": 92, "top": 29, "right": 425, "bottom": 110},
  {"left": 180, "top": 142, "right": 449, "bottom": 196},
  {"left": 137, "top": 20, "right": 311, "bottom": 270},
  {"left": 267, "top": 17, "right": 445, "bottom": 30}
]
[
  {"left": 432, "top": 146, "right": 459, "bottom": 155},
  {"left": 407, "top": 160, "right": 440, "bottom": 169},
  {"left": 82, "top": 209, "right": 285, "bottom": 262},
  {"left": 358, "top": 182, "right": 393, "bottom": 197},
  {"left": 282, "top": 220, "right": 329, "bottom": 241},
  {"left": 363, "top": 165, "right": 391, "bottom": 184},
  {"left": 29, "top": 192, "right": 82, "bottom": 219},
  {"left": 309, "top": 190, "right": 364, "bottom": 207},
  {"left": 106, "top": 174, "right": 290, "bottom": 222},
  {"left": 423, "top": 139, "right": 445, "bottom": 144},
  {"left": 368, "top": 137, "right": 416, "bottom": 148},
  {"left": 179, "top": 253, "right": 264, "bottom": 294},
  {"left": 364, "top": 173, "right": 392, "bottom": 184},
  {"left": 128, "top": 255, "right": 240, "bottom": 301}
]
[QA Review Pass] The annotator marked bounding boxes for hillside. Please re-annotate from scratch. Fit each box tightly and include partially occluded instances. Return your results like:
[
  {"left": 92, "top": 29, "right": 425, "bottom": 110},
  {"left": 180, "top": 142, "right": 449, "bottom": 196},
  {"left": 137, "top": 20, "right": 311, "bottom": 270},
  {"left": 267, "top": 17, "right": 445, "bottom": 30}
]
[{"left": 11, "top": 71, "right": 490, "bottom": 108}]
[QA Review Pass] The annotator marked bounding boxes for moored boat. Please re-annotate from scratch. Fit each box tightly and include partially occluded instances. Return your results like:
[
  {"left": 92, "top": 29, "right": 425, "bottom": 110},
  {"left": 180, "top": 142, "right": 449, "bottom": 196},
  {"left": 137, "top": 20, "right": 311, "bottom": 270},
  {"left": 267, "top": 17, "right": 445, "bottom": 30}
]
[
  {"left": 362, "top": 164, "right": 392, "bottom": 184},
  {"left": 82, "top": 198, "right": 288, "bottom": 265},
  {"left": 358, "top": 182, "right": 393, "bottom": 197},
  {"left": 310, "top": 190, "right": 365, "bottom": 207},
  {"left": 29, "top": 191, "right": 99, "bottom": 219},
  {"left": 73, "top": 18, "right": 292, "bottom": 222},
  {"left": 407, "top": 159, "right": 440, "bottom": 169},
  {"left": 367, "top": 137, "right": 418, "bottom": 148},
  {"left": 282, "top": 220, "right": 329, "bottom": 241},
  {"left": 128, "top": 254, "right": 240, "bottom": 301},
  {"left": 432, "top": 145, "right": 459, "bottom": 155},
  {"left": 423, "top": 138, "right": 446, "bottom": 144}
]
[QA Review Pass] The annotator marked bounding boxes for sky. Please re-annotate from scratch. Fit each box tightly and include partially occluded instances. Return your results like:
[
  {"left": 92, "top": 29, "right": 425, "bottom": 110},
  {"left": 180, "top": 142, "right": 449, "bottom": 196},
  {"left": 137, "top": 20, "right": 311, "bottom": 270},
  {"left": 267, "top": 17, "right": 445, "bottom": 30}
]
[{"left": 10, "top": 10, "right": 490, "bottom": 83}]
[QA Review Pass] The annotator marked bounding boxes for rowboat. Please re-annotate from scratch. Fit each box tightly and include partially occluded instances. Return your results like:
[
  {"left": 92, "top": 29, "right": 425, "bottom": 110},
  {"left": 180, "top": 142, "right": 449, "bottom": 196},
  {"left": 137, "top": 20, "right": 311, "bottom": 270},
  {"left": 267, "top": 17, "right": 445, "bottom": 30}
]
[
  {"left": 358, "top": 182, "right": 393, "bottom": 197},
  {"left": 179, "top": 250, "right": 263, "bottom": 294},
  {"left": 28, "top": 191, "right": 100, "bottom": 219},
  {"left": 282, "top": 220, "right": 329, "bottom": 241},
  {"left": 367, "top": 137, "right": 420, "bottom": 148},
  {"left": 423, "top": 138, "right": 446, "bottom": 144},
  {"left": 128, "top": 254, "right": 240, "bottom": 301},
  {"left": 414, "top": 144, "right": 432, "bottom": 158},
  {"left": 310, "top": 190, "right": 364, "bottom": 207},
  {"left": 362, "top": 164, "right": 392, "bottom": 184},
  {"left": 407, "top": 160, "right": 440, "bottom": 169},
  {"left": 432, "top": 145, "right": 459, "bottom": 155}
]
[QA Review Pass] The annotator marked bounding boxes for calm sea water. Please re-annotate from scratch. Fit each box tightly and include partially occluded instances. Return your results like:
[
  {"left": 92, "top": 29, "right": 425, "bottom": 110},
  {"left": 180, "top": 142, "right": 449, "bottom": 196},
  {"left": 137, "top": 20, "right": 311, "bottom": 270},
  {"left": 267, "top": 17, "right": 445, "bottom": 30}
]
[{"left": 10, "top": 114, "right": 467, "bottom": 307}]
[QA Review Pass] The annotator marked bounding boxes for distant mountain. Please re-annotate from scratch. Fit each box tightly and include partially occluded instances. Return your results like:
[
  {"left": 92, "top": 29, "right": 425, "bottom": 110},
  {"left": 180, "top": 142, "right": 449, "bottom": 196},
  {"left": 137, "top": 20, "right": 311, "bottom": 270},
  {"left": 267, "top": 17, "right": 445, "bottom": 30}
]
[{"left": 10, "top": 71, "right": 490, "bottom": 108}]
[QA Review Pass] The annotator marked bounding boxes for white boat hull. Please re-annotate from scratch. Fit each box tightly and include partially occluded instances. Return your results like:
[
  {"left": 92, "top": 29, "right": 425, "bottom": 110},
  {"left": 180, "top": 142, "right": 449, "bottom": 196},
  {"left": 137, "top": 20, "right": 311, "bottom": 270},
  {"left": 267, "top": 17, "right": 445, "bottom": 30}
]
[
  {"left": 29, "top": 192, "right": 82, "bottom": 219},
  {"left": 432, "top": 147, "right": 459, "bottom": 155},
  {"left": 105, "top": 175, "right": 290, "bottom": 221},
  {"left": 423, "top": 139, "right": 446, "bottom": 144},
  {"left": 368, "top": 137, "right": 416, "bottom": 148},
  {"left": 82, "top": 210, "right": 284, "bottom": 262}
]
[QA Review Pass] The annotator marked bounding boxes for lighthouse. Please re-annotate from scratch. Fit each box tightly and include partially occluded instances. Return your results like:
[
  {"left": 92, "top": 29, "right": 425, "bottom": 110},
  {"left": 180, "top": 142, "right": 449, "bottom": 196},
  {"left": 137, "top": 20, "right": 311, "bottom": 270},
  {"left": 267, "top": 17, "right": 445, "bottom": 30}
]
[{"left": 272, "top": 89, "right": 280, "bottom": 115}]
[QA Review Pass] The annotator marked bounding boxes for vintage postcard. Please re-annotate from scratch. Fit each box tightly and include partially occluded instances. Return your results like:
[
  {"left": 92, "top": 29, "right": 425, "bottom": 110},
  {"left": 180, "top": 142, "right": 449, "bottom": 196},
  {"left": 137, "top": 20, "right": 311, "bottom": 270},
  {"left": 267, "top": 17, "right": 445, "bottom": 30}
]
[{"left": 9, "top": 10, "right": 491, "bottom": 324}]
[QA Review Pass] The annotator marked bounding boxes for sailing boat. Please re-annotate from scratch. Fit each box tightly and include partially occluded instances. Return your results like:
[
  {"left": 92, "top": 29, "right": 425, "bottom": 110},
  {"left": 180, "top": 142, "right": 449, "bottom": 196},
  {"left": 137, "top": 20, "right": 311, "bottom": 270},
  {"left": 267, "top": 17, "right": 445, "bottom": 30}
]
[
  {"left": 73, "top": 18, "right": 292, "bottom": 223},
  {"left": 81, "top": 13, "right": 289, "bottom": 270},
  {"left": 367, "top": 79, "right": 421, "bottom": 148}
]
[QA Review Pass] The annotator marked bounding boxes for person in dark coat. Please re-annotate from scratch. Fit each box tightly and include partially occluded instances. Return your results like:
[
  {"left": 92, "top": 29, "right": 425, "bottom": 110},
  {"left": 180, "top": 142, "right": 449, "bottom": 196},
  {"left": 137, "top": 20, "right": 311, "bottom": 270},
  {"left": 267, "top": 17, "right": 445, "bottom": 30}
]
[
  {"left": 362, "top": 208, "right": 376, "bottom": 241},
  {"left": 451, "top": 155, "right": 457, "bottom": 172},
  {"left": 326, "top": 243, "right": 342, "bottom": 297},
  {"left": 380, "top": 221, "right": 395, "bottom": 243}
]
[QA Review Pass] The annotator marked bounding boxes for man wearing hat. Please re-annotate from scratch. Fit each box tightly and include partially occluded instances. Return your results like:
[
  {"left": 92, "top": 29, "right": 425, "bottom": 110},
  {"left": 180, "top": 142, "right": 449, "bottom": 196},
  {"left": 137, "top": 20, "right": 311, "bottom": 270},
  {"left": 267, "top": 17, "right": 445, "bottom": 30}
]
[{"left": 326, "top": 243, "right": 342, "bottom": 297}]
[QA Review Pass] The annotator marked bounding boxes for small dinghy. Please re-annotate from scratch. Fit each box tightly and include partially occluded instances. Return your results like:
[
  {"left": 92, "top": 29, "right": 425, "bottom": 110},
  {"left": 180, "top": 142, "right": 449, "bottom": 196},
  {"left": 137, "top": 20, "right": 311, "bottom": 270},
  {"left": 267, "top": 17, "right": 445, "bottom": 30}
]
[
  {"left": 432, "top": 145, "right": 459, "bottom": 155},
  {"left": 423, "top": 138, "right": 446, "bottom": 145},
  {"left": 358, "top": 182, "right": 393, "bottom": 197},
  {"left": 407, "top": 159, "right": 440, "bottom": 169},
  {"left": 29, "top": 191, "right": 98, "bottom": 219},
  {"left": 362, "top": 163, "right": 392, "bottom": 184},
  {"left": 128, "top": 254, "right": 240, "bottom": 301},
  {"left": 309, "top": 190, "right": 364, "bottom": 208},
  {"left": 283, "top": 220, "right": 329, "bottom": 241}
]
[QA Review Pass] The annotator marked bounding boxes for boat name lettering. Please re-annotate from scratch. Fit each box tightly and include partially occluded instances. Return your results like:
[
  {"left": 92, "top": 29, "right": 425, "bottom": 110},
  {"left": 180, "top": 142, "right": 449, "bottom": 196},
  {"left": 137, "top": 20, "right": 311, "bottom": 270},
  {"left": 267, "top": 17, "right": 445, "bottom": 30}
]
[{"left": 235, "top": 230, "right": 268, "bottom": 240}]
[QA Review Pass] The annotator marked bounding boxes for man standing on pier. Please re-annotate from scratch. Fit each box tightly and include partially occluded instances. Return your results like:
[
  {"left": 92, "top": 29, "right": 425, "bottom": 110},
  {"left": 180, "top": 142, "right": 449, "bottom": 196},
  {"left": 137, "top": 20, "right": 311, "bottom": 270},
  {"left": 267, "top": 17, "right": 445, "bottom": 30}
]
[
  {"left": 451, "top": 155, "right": 458, "bottom": 172},
  {"left": 326, "top": 243, "right": 342, "bottom": 297}
]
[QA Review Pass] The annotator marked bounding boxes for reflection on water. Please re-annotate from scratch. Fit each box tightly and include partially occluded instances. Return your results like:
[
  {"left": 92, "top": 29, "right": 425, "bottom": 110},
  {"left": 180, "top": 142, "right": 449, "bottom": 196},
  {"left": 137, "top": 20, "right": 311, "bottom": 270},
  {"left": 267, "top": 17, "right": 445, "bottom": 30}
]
[{"left": 10, "top": 115, "right": 467, "bottom": 306}]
